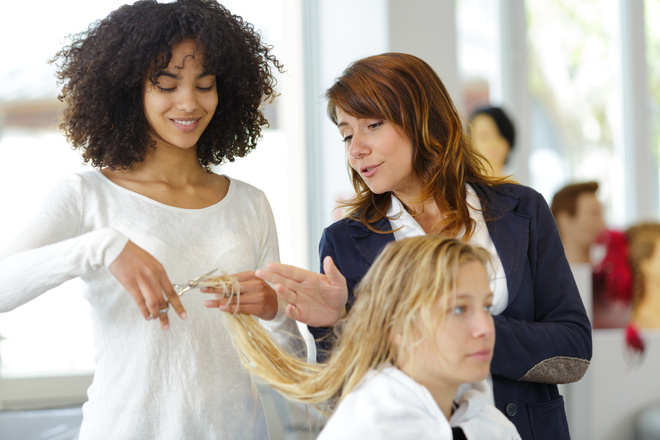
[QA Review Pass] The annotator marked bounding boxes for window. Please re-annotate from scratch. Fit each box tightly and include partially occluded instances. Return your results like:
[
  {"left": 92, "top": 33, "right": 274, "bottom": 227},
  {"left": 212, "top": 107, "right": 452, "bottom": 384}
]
[{"left": 526, "top": 0, "right": 623, "bottom": 214}]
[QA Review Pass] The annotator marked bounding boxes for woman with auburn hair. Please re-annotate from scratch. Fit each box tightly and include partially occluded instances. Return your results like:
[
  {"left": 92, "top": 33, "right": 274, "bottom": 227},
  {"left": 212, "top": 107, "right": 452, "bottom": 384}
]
[
  {"left": 0, "top": 1, "right": 303, "bottom": 438},
  {"left": 230, "top": 236, "right": 521, "bottom": 439},
  {"left": 257, "top": 52, "right": 592, "bottom": 439}
]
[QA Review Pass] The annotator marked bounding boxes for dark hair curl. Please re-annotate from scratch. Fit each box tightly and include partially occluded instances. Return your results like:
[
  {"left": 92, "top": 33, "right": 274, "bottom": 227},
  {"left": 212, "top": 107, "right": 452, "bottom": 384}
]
[{"left": 51, "top": 0, "right": 282, "bottom": 169}]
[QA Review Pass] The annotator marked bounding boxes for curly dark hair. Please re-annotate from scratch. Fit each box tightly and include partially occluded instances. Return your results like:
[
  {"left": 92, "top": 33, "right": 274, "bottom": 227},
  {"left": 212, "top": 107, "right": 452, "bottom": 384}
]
[{"left": 51, "top": 0, "right": 282, "bottom": 169}]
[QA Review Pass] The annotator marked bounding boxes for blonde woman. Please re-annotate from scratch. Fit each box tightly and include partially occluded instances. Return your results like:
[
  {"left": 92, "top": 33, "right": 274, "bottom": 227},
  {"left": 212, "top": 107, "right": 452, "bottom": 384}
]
[{"left": 228, "top": 236, "right": 521, "bottom": 439}]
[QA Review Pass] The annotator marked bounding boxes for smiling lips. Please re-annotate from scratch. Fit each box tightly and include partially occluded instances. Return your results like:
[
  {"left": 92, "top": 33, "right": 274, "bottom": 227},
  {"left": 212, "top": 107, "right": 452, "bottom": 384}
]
[{"left": 171, "top": 117, "right": 202, "bottom": 132}]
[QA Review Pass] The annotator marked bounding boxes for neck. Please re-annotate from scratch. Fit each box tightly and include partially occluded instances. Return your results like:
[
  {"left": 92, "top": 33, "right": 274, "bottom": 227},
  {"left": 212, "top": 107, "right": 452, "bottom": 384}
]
[
  {"left": 492, "top": 164, "right": 506, "bottom": 177},
  {"left": 397, "top": 363, "right": 456, "bottom": 420},
  {"left": 127, "top": 144, "right": 207, "bottom": 185},
  {"left": 562, "top": 242, "right": 592, "bottom": 265},
  {"left": 417, "top": 376, "right": 457, "bottom": 420},
  {"left": 634, "top": 286, "right": 660, "bottom": 328},
  {"left": 395, "top": 193, "right": 447, "bottom": 234}
]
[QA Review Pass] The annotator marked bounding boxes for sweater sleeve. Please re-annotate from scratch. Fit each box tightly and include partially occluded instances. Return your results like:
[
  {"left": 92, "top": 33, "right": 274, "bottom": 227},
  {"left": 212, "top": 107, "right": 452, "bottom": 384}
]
[
  {"left": 0, "top": 175, "right": 129, "bottom": 312},
  {"left": 253, "top": 191, "right": 306, "bottom": 357}
]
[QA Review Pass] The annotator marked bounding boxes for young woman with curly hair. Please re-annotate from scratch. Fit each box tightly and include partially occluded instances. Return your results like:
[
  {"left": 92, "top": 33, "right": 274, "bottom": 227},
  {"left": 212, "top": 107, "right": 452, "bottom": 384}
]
[
  {"left": 0, "top": 1, "right": 304, "bottom": 438},
  {"left": 257, "top": 53, "right": 592, "bottom": 440}
]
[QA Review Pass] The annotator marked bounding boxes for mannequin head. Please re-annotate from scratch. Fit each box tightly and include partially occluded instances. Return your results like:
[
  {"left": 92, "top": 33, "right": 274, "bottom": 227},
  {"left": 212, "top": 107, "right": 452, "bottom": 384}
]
[
  {"left": 469, "top": 106, "right": 515, "bottom": 177},
  {"left": 626, "top": 222, "right": 660, "bottom": 328},
  {"left": 550, "top": 181, "right": 605, "bottom": 264}
]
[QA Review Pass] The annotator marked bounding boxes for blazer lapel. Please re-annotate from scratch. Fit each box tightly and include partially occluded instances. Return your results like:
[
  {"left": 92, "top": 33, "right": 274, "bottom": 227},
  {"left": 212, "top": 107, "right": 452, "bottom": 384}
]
[
  {"left": 349, "top": 217, "right": 395, "bottom": 266},
  {"left": 473, "top": 184, "right": 530, "bottom": 308}
]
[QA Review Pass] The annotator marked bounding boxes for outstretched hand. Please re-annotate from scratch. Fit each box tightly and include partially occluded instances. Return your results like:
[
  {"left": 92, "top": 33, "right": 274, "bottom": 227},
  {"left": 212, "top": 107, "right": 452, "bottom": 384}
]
[
  {"left": 255, "top": 256, "right": 348, "bottom": 327},
  {"left": 108, "top": 240, "right": 186, "bottom": 330}
]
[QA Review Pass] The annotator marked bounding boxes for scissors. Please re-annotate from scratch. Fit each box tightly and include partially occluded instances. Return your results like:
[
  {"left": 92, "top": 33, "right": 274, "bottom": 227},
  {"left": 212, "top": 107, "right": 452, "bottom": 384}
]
[
  {"left": 152, "top": 268, "right": 221, "bottom": 318},
  {"left": 172, "top": 268, "right": 219, "bottom": 297}
]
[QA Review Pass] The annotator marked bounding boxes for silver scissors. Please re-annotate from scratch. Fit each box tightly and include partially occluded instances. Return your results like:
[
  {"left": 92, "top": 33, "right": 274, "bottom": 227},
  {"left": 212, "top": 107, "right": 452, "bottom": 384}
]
[
  {"left": 152, "top": 268, "right": 221, "bottom": 318},
  {"left": 172, "top": 268, "right": 219, "bottom": 297}
]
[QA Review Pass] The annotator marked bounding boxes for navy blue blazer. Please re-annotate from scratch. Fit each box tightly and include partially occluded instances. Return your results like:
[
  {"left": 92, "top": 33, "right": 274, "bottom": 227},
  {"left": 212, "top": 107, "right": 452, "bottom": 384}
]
[{"left": 310, "top": 183, "right": 592, "bottom": 440}]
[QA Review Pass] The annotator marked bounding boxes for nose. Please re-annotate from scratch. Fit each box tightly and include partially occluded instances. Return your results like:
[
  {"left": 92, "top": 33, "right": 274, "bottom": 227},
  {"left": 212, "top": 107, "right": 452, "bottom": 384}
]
[
  {"left": 176, "top": 87, "right": 199, "bottom": 113},
  {"left": 472, "top": 310, "right": 495, "bottom": 339},
  {"left": 348, "top": 132, "right": 369, "bottom": 159}
]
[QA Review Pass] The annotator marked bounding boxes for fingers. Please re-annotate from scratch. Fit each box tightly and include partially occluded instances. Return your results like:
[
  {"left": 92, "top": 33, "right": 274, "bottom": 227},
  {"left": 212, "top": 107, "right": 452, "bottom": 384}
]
[
  {"left": 160, "top": 272, "right": 187, "bottom": 320},
  {"left": 137, "top": 275, "right": 170, "bottom": 330},
  {"left": 272, "top": 283, "right": 297, "bottom": 306},
  {"left": 255, "top": 269, "right": 304, "bottom": 298},
  {"left": 285, "top": 303, "right": 302, "bottom": 322},
  {"left": 264, "top": 262, "right": 316, "bottom": 283},
  {"left": 323, "top": 256, "right": 346, "bottom": 286},
  {"left": 108, "top": 240, "right": 187, "bottom": 330},
  {"left": 201, "top": 275, "right": 278, "bottom": 320},
  {"left": 255, "top": 269, "right": 298, "bottom": 305}
]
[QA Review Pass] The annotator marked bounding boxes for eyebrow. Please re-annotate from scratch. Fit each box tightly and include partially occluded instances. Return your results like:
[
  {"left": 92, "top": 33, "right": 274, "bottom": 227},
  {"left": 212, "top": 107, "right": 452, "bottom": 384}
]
[
  {"left": 337, "top": 122, "right": 349, "bottom": 128},
  {"left": 454, "top": 292, "right": 494, "bottom": 300},
  {"left": 156, "top": 71, "right": 215, "bottom": 80}
]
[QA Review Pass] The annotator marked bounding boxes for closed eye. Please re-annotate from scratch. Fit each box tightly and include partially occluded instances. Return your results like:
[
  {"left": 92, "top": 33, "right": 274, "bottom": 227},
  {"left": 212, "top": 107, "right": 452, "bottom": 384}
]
[{"left": 368, "top": 121, "right": 383, "bottom": 129}]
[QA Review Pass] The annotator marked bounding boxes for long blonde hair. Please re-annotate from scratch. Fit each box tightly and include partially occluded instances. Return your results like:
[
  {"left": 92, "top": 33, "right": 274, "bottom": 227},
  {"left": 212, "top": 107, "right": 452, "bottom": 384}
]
[{"left": 225, "top": 236, "right": 491, "bottom": 411}]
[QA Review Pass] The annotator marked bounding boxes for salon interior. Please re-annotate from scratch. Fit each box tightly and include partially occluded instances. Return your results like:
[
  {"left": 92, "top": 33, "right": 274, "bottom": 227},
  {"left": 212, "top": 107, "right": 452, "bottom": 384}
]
[{"left": 1, "top": 1, "right": 659, "bottom": 439}]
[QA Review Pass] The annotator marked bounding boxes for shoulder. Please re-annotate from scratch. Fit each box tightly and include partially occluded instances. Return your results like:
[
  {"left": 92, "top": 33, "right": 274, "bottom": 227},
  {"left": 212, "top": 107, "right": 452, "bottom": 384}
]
[
  {"left": 472, "top": 182, "right": 543, "bottom": 201},
  {"left": 471, "top": 182, "right": 548, "bottom": 215},
  {"left": 223, "top": 175, "right": 272, "bottom": 213},
  {"left": 323, "top": 216, "right": 390, "bottom": 239},
  {"left": 320, "top": 367, "right": 451, "bottom": 440},
  {"left": 43, "top": 171, "right": 96, "bottom": 201},
  {"left": 225, "top": 175, "right": 267, "bottom": 200}
]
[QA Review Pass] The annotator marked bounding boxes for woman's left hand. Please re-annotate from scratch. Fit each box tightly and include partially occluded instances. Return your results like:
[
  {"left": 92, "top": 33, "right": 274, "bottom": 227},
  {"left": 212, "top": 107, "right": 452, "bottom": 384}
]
[{"left": 201, "top": 271, "right": 278, "bottom": 320}]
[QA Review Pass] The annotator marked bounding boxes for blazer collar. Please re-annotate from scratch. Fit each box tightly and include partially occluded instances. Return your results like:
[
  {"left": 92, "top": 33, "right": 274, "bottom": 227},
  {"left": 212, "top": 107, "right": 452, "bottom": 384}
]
[{"left": 347, "top": 217, "right": 396, "bottom": 266}]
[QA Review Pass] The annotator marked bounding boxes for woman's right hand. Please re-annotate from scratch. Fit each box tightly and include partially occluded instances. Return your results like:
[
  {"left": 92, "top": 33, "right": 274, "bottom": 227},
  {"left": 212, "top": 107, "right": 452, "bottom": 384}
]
[
  {"left": 255, "top": 256, "right": 348, "bottom": 327},
  {"left": 108, "top": 240, "right": 186, "bottom": 330}
]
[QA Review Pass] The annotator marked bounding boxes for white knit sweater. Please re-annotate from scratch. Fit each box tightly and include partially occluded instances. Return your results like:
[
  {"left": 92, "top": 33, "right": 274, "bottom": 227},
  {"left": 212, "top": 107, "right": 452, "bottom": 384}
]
[{"left": 0, "top": 170, "right": 304, "bottom": 439}]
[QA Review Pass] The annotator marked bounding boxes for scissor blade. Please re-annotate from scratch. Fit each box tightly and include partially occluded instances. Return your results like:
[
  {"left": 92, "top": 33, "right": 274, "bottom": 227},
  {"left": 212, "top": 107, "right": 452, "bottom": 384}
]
[
  {"left": 190, "top": 268, "right": 219, "bottom": 287},
  {"left": 175, "top": 268, "right": 220, "bottom": 297}
]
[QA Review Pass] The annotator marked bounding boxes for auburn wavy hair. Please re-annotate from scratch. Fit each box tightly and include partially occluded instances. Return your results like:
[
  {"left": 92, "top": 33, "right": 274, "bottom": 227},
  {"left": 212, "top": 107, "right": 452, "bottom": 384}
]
[
  {"left": 51, "top": 0, "right": 281, "bottom": 169},
  {"left": 326, "top": 53, "right": 509, "bottom": 239}
]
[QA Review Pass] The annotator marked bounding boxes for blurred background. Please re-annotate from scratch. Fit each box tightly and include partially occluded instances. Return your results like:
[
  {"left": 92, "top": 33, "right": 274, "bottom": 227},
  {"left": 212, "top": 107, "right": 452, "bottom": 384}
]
[{"left": 0, "top": 1, "right": 658, "bottom": 439}]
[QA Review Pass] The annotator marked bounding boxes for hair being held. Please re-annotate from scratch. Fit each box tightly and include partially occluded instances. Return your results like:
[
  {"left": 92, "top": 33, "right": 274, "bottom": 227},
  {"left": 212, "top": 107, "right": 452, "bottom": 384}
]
[{"left": 224, "top": 236, "right": 491, "bottom": 412}]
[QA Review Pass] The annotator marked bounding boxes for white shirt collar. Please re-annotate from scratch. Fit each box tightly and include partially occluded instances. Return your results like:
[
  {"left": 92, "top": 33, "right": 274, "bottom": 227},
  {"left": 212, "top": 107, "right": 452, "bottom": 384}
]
[{"left": 385, "top": 185, "right": 508, "bottom": 315}]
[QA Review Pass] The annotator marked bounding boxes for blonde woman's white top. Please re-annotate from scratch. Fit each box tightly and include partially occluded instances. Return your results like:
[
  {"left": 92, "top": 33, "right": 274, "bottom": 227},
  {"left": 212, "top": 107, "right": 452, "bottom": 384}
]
[{"left": 318, "top": 366, "right": 521, "bottom": 440}]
